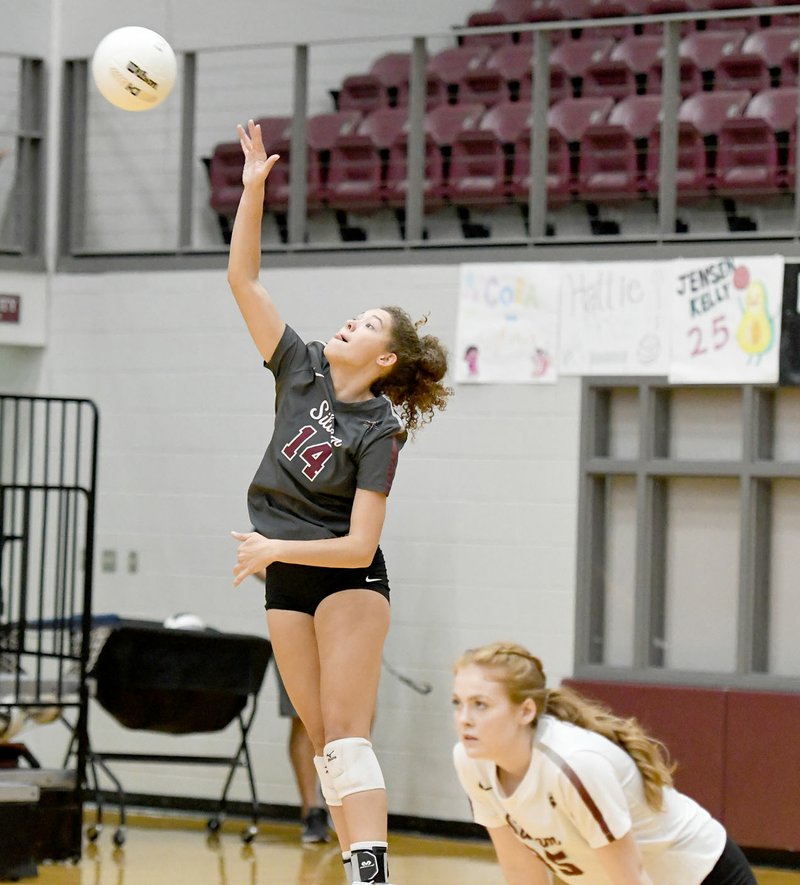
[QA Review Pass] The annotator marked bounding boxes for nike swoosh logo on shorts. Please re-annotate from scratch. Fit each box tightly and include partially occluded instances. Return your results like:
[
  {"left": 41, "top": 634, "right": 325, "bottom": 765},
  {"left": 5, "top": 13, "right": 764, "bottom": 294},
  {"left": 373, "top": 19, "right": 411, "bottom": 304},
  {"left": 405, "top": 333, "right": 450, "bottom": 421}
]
[{"left": 365, "top": 576, "right": 381, "bottom": 583}]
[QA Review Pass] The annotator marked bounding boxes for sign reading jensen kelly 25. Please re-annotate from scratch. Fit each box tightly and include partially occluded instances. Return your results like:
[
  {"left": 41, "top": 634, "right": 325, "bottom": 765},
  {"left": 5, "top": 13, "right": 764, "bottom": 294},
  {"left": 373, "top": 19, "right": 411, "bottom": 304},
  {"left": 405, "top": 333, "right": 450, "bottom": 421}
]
[
  {"left": 668, "top": 255, "right": 784, "bottom": 384},
  {"left": 0, "top": 294, "right": 20, "bottom": 324}
]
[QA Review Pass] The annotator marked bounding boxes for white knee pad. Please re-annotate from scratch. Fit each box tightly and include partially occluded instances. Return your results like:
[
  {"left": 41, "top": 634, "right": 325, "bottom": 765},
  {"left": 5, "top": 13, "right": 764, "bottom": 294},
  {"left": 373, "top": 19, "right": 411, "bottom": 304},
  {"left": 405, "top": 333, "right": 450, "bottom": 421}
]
[
  {"left": 313, "top": 755, "right": 343, "bottom": 807},
  {"left": 323, "top": 737, "right": 385, "bottom": 799}
]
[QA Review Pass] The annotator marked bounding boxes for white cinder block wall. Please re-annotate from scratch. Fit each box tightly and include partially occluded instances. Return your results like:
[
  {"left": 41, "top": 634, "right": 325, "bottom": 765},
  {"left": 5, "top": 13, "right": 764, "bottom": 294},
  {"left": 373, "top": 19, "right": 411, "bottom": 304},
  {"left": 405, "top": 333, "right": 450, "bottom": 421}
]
[
  {"left": 0, "top": 0, "right": 582, "bottom": 824},
  {"left": 2, "top": 264, "right": 582, "bottom": 822}
]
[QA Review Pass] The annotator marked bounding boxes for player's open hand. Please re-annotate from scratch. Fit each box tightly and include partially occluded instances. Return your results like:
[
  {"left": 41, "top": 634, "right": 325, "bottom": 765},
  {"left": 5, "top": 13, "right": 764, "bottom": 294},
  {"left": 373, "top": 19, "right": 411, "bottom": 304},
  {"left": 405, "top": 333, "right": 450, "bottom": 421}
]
[
  {"left": 237, "top": 119, "right": 280, "bottom": 189},
  {"left": 231, "top": 529, "right": 276, "bottom": 587}
]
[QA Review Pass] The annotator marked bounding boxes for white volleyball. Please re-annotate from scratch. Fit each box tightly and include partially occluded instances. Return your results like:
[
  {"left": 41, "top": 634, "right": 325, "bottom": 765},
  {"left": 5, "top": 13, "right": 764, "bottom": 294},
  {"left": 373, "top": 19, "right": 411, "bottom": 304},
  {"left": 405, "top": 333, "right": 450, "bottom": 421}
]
[{"left": 91, "top": 26, "right": 177, "bottom": 112}]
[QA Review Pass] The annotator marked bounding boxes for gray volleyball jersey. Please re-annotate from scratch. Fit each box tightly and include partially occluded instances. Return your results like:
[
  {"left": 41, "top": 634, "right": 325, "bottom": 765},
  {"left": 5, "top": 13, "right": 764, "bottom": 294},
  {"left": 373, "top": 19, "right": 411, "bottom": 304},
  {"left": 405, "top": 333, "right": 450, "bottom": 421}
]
[{"left": 248, "top": 325, "right": 407, "bottom": 541}]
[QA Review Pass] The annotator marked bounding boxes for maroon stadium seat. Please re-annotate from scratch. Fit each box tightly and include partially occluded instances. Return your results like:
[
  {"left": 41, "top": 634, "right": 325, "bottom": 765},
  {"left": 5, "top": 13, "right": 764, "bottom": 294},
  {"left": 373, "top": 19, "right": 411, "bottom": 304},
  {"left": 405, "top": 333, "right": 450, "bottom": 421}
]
[
  {"left": 356, "top": 106, "right": 409, "bottom": 149},
  {"left": 548, "top": 95, "right": 615, "bottom": 142},
  {"left": 547, "top": 96, "right": 614, "bottom": 198},
  {"left": 640, "top": 0, "right": 696, "bottom": 37},
  {"left": 384, "top": 103, "right": 486, "bottom": 209},
  {"left": 209, "top": 117, "right": 308, "bottom": 221},
  {"left": 305, "top": 110, "right": 362, "bottom": 205},
  {"left": 680, "top": 29, "right": 748, "bottom": 78},
  {"left": 582, "top": 0, "right": 641, "bottom": 41},
  {"left": 714, "top": 52, "right": 771, "bottom": 93},
  {"left": 678, "top": 90, "right": 750, "bottom": 187},
  {"left": 384, "top": 135, "right": 445, "bottom": 210},
  {"left": 517, "top": 0, "right": 588, "bottom": 42},
  {"left": 369, "top": 52, "right": 412, "bottom": 107},
  {"left": 480, "top": 99, "right": 533, "bottom": 144},
  {"left": 209, "top": 142, "right": 245, "bottom": 219},
  {"left": 326, "top": 109, "right": 408, "bottom": 212},
  {"left": 267, "top": 142, "right": 324, "bottom": 214},
  {"left": 371, "top": 53, "right": 446, "bottom": 111},
  {"left": 461, "top": 10, "right": 515, "bottom": 49},
  {"left": 742, "top": 27, "right": 800, "bottom": 84},
  {"left": 492, "top": 0, "right": 535, "bottom": 22},
  {"left": 426, "top": 46, "right": 493, "bottom": 106},
  {"left": 338, "top": 74, "right": 387, "bottom": 113},
  {"left": 449, "top": 128, "right": 510, "bottom": 206},
  {"left": 509, "top": 126, "right": 572, "bottom": 205},
  {"left": 425, "top": 102, "right": 487, "bottom": 147},
  {"left": 578, "top": 125, "right": 640, "bottom": 198},
  {"left": 577, "top": 95, "right": 663, "bottom": 199},
  {"left": 645, "top": 121, "right": 709, "bottom": 197},
  {"left": 458, "top": 63, "right": 508, "bottom": 107},
  {"left": 704, "top": 0, "right": 761, "bottom": 32},
  {"left": 678, "top": 88, "right": 750, "bottom": 136},
  {"left": 487, "top": 44, "right": 570, "bottom": 103},
  {"left": 715, "top": 117, "right": 781, "bottom": 195},
  {"left": 608, "top": 93, "right": 664, "bottom": 139},
  {"left": 523, "top": 0, "right": 563, "bottom": 21},
  {"left": 326, "top": 139, "right": 383, "bottom": 211},
  {"left": 610, "top": 34, "right": 663, "bottom": 79},
  {"left": 254, "top": 116, "right": 293, "bottom": 150},
  {"left": 307, "top": 110, "right": 363, "bottom": 150},
  {"left": 744, "top": 87, "right": 799, "bottom": 133},
  {"left": 550, "top": 37, "right": 615, "bottom": 83},
  {"left": 646, "top": 57, "right": 704, "bottom": 98},
  {"left": 582, "top": 58, "right": 638, "bottom": 100}
]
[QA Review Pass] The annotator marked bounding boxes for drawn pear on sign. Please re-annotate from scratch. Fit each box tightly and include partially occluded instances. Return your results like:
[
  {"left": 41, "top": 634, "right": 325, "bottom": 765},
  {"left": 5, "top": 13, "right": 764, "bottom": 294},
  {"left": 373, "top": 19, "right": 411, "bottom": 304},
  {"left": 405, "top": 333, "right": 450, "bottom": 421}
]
[{"left": 734, "top": 265, "right": 773, "bottom": 364}]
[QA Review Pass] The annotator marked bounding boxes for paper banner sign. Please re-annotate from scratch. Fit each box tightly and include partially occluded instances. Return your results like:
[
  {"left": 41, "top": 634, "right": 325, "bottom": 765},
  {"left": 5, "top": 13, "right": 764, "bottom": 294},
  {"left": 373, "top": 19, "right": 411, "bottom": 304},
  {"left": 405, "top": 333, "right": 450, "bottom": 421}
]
[
  {"left": 668, "top": 255, "right": 784, "bottom": 384},
  {"left": 455, "top": 264, "right": 559, "bottom": 384},
  {"left": 557, "top": 261, "right": 670, "bottom": 376}
]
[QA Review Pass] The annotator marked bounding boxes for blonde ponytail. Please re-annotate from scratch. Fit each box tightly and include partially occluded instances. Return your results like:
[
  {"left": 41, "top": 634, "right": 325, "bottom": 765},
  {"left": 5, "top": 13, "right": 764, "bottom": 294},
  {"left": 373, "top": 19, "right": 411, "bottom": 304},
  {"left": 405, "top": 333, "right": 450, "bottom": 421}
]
[{"left": 455, "top": 643, "right": 676, "bottom": 811}]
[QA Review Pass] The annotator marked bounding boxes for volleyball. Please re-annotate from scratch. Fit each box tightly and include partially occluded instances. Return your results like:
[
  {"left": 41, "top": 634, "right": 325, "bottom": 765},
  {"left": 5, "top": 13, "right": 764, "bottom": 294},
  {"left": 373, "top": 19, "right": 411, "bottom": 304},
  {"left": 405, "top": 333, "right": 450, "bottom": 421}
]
[{"left": 91, "top": 26, "right": 177, "bottom": 112}]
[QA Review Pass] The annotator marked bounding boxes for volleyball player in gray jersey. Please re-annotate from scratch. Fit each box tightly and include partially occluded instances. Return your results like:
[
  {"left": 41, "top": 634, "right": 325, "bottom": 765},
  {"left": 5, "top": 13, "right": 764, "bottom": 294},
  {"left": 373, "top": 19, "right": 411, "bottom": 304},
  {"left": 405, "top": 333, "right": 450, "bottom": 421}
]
[{"left": 226, "top": 119, "right": 451, "bottom": 885}]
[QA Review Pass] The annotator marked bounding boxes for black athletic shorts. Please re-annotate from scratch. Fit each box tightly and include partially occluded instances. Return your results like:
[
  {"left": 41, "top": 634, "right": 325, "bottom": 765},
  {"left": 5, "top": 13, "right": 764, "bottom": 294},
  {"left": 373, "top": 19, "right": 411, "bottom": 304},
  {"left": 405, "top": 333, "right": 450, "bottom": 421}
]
[
  {"left": 264, "top": 546, "right": 390, "bottom": 616},
  {"left": 701, "top": 837, "right": 757, "bottom": 885}
]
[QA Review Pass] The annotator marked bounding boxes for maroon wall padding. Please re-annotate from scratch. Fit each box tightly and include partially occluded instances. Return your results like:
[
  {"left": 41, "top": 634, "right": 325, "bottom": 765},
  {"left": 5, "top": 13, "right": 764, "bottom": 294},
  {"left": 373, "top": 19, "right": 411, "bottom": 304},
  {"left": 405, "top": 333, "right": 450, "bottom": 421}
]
[
  {"left": 723, "top": 690, "right": 800, "bottom": 851},
  {"left": 563, "top": 680, "right": 726, "bottom": 820}
]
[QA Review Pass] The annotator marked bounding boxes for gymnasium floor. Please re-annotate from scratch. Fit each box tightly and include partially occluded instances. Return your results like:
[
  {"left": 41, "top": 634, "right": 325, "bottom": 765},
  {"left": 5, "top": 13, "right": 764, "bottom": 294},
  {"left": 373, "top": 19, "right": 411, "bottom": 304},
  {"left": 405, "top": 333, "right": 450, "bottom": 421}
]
[{"left": 19, "top": 813, "right": 800, "bottom": 885}]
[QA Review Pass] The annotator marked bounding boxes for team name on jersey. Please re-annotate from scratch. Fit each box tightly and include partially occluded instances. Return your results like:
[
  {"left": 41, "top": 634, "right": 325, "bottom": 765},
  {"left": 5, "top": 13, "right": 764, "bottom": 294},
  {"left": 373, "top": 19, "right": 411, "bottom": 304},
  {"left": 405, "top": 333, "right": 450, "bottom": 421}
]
[
  {"left": 506, "top": 816, "right": 584, "bottom": 877},
  {"left": 309, "top": 400, "right": 343, "bottom": 447}
]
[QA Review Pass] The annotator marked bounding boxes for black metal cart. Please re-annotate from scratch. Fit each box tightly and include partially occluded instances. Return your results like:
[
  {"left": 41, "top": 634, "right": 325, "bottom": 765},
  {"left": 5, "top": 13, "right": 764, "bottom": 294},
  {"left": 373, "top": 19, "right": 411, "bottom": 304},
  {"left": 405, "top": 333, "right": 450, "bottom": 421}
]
[{"left": 83, "top": 619, "right": 272, "bottom": 846}]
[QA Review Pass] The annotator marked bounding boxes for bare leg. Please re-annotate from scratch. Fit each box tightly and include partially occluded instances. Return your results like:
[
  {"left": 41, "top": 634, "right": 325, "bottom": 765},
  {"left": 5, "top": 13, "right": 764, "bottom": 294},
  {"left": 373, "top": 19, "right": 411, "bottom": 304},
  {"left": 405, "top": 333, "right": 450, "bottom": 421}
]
[
  {"left": 315, "top": 589, "right": 390, "bottom": 844},
  {"left": 267, "top": 610, "right": 350, "bottom": 851},
  {"left": 288, "top": 716, "right": 320, "bottom": 815}
]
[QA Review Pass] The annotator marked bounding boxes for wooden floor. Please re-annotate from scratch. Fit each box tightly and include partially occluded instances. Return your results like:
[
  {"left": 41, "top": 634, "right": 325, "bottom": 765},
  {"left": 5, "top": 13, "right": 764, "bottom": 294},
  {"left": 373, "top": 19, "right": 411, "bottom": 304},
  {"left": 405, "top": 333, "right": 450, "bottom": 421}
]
[{"left": 17, "top": 813, "right": 800, "bottom": 885}]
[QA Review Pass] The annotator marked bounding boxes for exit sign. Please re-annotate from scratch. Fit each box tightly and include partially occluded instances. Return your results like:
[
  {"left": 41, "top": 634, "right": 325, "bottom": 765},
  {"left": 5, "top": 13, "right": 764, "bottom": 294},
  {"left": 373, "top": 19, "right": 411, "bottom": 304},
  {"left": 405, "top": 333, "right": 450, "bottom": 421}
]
[{"left": 0, "top": 294, "right": 20, "bottom": 324}]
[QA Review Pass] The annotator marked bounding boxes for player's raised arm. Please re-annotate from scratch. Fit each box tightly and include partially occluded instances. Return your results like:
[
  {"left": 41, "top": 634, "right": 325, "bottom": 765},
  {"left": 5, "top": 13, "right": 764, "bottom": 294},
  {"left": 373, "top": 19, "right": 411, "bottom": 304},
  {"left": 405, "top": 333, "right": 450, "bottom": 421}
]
[{"left": 226, "top": 118, "right": 284, "bottom": 363}]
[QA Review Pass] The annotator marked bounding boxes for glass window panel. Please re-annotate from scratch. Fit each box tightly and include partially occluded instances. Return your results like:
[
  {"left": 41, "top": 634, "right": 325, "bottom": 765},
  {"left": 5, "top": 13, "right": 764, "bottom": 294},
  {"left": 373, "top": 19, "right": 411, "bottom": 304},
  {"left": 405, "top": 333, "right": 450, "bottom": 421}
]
[
  {"left": 0, "top": 55, "right": 19, "bottom": 251},
  {"left": 608, "top": 388, "right": 638, "bottom": 461},
  {"left": 662, "top": 478, "right": 739, "bottom": 672},
  {"left": 194, "top": 46, "right": 295, "bottom": 250},
  {"left": 768, "top": 479, "right": 800, "bottom": 677},
  {"left": 668, "top": 388, "right": 742, "bottom": 461},
  {"left": 773, "top": 389, "right": 800, "bottom": 463},
  {"left": 602, "top": 475, "right": 637, "bottom": 667},
  {"left": 81, "top": 57, "right": 185, "bottom": 253}
]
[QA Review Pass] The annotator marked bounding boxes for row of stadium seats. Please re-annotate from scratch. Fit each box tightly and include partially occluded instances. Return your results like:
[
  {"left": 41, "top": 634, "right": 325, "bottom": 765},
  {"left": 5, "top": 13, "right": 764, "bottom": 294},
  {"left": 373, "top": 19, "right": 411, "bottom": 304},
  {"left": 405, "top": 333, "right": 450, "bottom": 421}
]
[
  {"left": 208, "top": 87, "right": 798, "bottom": 225},
  {"left": 461, "top": 0, "right": 796, "bottom": 46},
  {"left": 334, "top": 29, "right": 800, "bottom": 113},
  {"left": 205, "top": 0, "right": 798, "bottom": 240}
]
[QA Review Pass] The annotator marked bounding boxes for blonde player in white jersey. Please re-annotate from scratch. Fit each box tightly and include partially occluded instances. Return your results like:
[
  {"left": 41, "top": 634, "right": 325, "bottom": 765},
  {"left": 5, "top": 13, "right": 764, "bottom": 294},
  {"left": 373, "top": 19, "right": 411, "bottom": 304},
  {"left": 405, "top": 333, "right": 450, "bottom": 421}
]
[{"left": 452, "top": 643, "right": 756, "bottom": 885}]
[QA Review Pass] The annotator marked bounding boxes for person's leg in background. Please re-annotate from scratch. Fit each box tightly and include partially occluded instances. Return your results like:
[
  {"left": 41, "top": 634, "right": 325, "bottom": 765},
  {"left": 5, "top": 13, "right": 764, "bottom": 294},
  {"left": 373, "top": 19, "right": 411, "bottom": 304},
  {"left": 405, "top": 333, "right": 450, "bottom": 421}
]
[{"left": 277, "top": 667, "right": 329, "bottom": 843}]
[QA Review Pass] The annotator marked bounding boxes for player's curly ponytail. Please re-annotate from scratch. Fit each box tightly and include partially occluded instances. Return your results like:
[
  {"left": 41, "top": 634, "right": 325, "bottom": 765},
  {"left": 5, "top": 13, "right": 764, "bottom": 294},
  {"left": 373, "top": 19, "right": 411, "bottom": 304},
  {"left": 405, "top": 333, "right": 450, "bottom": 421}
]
[
  {"left": 371, "top": 306, "right": 453, "bottom": 434},
  {"left": 455, "top": 642, "right": 676, "bottom": 812}
]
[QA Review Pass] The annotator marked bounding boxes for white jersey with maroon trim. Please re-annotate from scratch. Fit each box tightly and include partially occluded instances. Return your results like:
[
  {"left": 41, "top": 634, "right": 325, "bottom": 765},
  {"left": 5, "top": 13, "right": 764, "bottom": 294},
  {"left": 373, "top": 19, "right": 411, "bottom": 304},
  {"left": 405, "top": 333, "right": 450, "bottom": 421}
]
[{"left": 453, "top": 715, "right": 726, "bottom": 885}]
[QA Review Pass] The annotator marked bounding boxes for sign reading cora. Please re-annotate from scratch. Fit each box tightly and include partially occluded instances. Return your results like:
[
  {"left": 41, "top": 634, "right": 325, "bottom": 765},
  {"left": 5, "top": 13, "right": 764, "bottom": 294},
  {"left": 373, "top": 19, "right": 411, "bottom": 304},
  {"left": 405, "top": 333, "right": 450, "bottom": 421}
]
[{"left": 0, "top": 294, "right": 20, "bottom": 324}]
